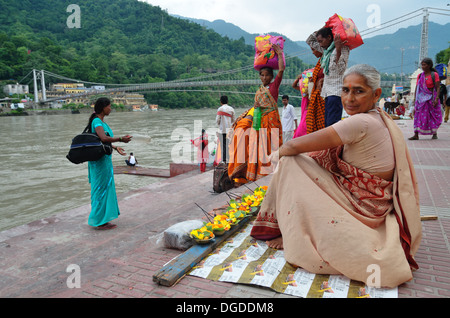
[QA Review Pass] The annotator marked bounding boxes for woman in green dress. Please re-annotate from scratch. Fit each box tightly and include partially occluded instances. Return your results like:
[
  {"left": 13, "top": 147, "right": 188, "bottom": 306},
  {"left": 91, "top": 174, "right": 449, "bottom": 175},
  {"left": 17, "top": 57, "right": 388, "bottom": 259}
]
[{"left": 87, "top": 97, "right": 132, "bottom": 230}]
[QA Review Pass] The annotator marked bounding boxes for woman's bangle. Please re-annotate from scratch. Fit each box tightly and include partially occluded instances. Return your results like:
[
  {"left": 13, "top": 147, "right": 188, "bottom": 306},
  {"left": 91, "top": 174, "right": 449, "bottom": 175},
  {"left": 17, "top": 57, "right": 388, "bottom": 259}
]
[{"left": 119, "top": 137, "right": 122, "bottom": 142}]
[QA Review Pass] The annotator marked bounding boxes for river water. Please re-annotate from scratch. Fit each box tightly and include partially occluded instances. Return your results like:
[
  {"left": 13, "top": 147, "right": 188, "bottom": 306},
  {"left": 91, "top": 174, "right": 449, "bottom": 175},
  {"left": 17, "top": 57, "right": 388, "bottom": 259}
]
[{"left": 1, "top": 106, "right": 276, "bottom": 232}]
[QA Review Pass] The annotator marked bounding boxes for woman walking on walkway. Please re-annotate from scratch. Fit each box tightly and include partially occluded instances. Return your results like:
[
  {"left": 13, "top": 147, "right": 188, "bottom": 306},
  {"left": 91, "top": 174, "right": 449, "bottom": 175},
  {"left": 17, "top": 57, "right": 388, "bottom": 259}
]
[
  {"left": 87, "top": 97, "right": 132, "bottom": 230},
  {"left": 409, "top": 58, "right": 442, "bottom": 140}
]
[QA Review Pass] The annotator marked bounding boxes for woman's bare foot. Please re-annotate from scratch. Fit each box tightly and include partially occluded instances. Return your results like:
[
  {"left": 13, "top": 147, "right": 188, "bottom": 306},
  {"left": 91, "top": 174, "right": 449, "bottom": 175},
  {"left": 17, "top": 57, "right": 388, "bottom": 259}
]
[
  {"left": 266, "top": 236, "right": 283, "bottom": 249},
  {"left": 96, "top": 222, "right": 117, "bottom": 230}
]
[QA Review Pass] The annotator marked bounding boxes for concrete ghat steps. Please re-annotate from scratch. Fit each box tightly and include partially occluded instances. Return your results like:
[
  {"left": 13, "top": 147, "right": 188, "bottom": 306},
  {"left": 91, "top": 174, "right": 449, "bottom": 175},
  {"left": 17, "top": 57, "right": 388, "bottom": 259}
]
[
  {"left": 0, "top": 167, "right": 269, "bottom": 298},
  {"left": 0, "top": 119, "right": 449, "bottom": 298}
]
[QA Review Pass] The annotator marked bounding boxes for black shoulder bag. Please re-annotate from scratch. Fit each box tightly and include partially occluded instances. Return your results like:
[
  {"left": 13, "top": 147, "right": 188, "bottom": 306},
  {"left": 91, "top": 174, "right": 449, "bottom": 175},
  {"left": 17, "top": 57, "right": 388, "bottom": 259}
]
[{"left": 66, "top": 119, "right": 113, "bottom": 164}]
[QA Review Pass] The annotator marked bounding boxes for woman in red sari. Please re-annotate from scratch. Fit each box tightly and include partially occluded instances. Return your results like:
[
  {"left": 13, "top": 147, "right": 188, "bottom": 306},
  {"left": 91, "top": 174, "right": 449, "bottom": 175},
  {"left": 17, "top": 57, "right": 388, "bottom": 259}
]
[
  {"left": 228, "top": 44, "right": 284, "bottom": 185},
  {"left": 251, "top": 64, "right": 421, "bottom": 288}
]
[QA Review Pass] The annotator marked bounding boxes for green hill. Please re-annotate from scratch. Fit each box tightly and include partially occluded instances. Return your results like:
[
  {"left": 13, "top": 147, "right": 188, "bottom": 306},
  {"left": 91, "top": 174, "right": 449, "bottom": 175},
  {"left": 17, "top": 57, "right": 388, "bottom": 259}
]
[{"left": 0, "top": 0, "right": 308, "bottom": 108}]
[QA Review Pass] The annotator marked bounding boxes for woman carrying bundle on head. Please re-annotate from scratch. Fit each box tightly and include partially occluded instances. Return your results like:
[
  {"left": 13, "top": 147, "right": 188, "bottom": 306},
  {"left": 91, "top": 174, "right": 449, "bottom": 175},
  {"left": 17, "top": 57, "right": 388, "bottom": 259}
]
[{"left": 228, "top": 44, "right": 284, "bottom": 186}]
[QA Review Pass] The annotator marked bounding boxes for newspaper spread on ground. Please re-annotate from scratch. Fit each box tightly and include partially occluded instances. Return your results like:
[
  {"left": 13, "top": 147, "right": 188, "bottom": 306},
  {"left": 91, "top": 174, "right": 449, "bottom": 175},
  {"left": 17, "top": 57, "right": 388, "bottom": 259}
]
[{"left": 189, "top": 221, "right": 398, "bottom": 298}]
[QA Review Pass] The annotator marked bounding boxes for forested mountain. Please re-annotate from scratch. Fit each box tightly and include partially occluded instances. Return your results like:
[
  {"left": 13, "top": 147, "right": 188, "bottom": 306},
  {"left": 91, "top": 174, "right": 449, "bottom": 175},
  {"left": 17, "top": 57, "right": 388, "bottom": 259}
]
[
  {"left": 176, "top": 16, "right": 317, "bottom": 66},
  {"left": 0, "top": 0, "right": 309, "bottom": 108},
  {"left": 180, "top": 15, "right": 450, "bottom": 74}
]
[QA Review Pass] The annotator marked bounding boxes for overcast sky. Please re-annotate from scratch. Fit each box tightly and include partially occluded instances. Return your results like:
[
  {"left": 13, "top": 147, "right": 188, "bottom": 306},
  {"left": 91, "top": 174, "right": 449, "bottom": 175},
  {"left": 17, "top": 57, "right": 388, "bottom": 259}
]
[{"left": 140, "top": 0, "right": 449, "bottom": 41}]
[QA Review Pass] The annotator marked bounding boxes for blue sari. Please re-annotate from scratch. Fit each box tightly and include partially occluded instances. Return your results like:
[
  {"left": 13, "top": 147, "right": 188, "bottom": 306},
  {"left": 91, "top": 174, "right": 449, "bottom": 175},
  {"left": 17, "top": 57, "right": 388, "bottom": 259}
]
[{"left": 88, "top": 118, "right": 120, "bottom": 227}]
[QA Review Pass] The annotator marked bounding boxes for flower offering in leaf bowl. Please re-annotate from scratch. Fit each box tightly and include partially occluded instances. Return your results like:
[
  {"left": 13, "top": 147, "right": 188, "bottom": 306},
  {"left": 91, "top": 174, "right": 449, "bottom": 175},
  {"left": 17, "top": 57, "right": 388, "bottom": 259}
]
[
  {"left": 205, "top": 220, "right": 230, "bottom": 237},
  {"left": 190, "top": 227, "right": 215, "bottom": 244}
]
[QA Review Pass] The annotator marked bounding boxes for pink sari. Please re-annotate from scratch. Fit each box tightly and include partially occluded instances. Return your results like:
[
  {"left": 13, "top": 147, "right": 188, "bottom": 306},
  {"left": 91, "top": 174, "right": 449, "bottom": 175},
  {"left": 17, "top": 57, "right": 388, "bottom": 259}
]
[{"left": 293, "top": 96, "right": 308, "bottom": 138}]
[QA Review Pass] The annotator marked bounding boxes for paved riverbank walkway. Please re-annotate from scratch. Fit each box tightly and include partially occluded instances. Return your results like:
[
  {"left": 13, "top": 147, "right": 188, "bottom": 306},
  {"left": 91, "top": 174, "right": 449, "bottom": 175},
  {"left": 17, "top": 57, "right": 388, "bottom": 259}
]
[{"left": 0, "top": 119, "right": 449, "bottom": 298}]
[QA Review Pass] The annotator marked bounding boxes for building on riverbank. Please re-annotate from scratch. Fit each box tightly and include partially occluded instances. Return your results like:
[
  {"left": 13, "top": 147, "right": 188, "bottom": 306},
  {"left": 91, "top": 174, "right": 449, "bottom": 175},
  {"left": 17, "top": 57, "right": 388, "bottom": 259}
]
[
  {"left": 3, "top": 84, "right": 29, "bottom": 95},
  {"left": 43, "top": 83, "right": 148, "bottom": 109}
]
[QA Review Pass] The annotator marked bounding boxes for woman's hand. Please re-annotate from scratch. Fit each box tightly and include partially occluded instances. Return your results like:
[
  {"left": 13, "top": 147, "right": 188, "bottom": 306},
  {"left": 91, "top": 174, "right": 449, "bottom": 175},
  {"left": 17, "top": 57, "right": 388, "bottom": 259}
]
[
  {"left": 334, "top": 34, "right": 347, "bottom": 50},
  {"left": 272, "top": 44, "right": 285, "bottom": 72},
  {"left": 317, "top": 78, "right": 324, "bottom": 92},
  {"left": 268, "top": 150, "right": 280, "bottom": 174},
  {"left": 116, "top": 147, "right": 126, "bottom": 156},
  {"left": 333, "top": 34, "right": 347, "bottom": 63},
  {"left": 272, "top": 44, "right": 282, "bottom": 55},
  {"left": 120, "top": 135, "right": 132, "bottom": 143},
  {"left": 292, "top": 74, "right": 302, "bottom": 91}
]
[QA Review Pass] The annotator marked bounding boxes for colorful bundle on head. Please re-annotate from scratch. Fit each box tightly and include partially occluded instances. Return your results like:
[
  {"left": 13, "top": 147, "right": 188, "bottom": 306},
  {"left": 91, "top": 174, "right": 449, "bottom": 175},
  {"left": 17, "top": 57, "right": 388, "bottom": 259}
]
[
  {"left": 254, "top": 35, "right": 285, "bottom": 71},
  {"left": 325, "top": 13, "right": 364, "bottom": 50},
  {"left": 299, "top": 69, "right": 314, "bottom": 96}
]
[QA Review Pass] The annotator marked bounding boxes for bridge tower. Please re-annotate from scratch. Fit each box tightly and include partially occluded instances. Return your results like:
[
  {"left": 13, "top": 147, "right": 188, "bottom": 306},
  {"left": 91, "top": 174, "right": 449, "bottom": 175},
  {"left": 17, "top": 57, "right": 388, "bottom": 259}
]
[
  {"left": 40, "top": 70, "right": 47, "bottom": 101},
  {"left": 32, "top": 69, "right": 47, "bottom": 103},
  {"left": 418, "top": 7, "right": 429, "bottom": 64},
  {"left": 32, "top": 69, "right": 39, "bottom": 103}
]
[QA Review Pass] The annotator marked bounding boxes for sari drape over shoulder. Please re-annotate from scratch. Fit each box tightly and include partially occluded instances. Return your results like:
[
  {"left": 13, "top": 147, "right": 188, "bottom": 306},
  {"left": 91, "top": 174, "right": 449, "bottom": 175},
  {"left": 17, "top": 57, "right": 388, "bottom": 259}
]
[
  {"left": 228, "top": 85, "right": 283, "bottom": 184},
  {"left": 251, "top": 110, "right": 421, "bottom": 288}
]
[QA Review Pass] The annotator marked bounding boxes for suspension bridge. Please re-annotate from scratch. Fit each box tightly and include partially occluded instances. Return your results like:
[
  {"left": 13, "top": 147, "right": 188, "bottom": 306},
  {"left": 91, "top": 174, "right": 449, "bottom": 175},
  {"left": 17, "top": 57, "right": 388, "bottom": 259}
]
[
  {"left": 16, "top": 6, "right": 449, "bottom": 106},
  {"left": 26, "top": 71, "right": 408, "bottom": 105}
]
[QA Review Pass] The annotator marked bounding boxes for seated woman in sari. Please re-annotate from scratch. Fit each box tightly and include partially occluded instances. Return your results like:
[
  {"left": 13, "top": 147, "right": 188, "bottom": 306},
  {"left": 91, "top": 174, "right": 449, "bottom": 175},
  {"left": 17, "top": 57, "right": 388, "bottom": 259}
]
[
  {"left": 251, "top": 64, "right": 422, "bottom": 288},
  {"left": 228, "top": 44, "right": 284, "bottom": 185}
]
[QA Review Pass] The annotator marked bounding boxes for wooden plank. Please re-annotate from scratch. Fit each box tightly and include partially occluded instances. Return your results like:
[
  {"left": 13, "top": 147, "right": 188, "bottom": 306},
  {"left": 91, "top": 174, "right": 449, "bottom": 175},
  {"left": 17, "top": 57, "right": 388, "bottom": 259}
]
[
  {"left": 114, "top": 166, "right": 170, "bottom": 178},
  {"left": 153, "top": 216, "right": 252, "bottom": 287},
  {"left": 421, "top": 215, "right": 438, "bottom": 221}
]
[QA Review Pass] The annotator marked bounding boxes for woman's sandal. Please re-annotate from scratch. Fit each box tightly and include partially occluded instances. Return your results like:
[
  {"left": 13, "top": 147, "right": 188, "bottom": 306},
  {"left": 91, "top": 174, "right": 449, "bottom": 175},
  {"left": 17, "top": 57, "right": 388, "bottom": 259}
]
[
  {"left": 96, "top": 223, "right": 117, "bottom": 230},
  {"left": 432, "top": 134, "right": 438, "bottom": 140},
  {"left": 408, "top": 135, "right": 419, "bottom": 140}
]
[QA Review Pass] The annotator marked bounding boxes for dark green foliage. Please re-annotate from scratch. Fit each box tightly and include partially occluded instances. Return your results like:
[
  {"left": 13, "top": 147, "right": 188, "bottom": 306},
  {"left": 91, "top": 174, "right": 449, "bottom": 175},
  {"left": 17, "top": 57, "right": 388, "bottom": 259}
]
[{"left": 0, "top": 0, "right": 309, "bottom": 108}]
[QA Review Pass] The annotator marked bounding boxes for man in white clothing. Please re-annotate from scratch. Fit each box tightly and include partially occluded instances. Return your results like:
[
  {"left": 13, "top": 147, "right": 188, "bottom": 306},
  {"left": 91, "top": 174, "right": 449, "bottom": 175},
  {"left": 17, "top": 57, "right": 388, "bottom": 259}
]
[
  {"left": 281, "top": 95, "right": 298, "bottom": 143},
  {"left": 125, "top": 153, "right": 137, "bottom": 167},
  {"left": 216, "top": 96, "right": 235, "bottom": 163}
]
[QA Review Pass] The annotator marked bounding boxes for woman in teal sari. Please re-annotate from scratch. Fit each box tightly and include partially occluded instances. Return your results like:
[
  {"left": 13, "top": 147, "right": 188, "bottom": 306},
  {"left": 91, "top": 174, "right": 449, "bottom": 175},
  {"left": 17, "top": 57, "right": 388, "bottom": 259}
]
[{"left": 88, "top": 97, "right": 132, "bottom": 230}]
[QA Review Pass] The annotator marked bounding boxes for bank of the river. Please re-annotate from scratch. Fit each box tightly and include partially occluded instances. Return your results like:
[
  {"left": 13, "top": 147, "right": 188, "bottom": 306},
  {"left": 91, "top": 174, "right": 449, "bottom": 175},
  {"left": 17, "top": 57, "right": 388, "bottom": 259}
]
[
  {"left": 0, "top": 118, "right": 449, "bottom": 299},
  {"left": 0, "top": 107, "right": 252, "bottom": 232},
  {"left": 0, "top": 107, "right": 127, "bottom": 116}
]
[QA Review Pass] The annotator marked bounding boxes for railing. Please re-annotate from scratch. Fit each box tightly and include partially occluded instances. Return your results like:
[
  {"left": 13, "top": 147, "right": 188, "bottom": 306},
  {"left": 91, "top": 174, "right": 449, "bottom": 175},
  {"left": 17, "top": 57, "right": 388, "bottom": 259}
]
[{"left": 41, "top": 79, "right": 409, "bottom": 103}]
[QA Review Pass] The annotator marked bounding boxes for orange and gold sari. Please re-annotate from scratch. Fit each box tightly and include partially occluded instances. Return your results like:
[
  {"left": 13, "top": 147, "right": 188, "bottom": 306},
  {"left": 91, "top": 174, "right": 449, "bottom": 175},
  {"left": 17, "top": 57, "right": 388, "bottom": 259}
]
[
  {"left": 305, "top": 60, "right": 325, "bottom": 134},
  {"left": 228, "top": 85, "right": 283, "bottom": 184}
]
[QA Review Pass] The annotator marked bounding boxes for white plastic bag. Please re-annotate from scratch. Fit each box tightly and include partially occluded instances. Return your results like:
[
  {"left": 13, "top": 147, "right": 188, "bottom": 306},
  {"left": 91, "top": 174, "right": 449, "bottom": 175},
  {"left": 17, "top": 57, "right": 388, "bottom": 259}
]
[{"left": 156, "top": 220, "right": 204, "bottom": 251}]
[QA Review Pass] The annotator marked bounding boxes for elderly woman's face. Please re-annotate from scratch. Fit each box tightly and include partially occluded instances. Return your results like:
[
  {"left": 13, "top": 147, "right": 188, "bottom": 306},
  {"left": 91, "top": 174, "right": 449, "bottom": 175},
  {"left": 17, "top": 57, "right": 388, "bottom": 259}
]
[{"left": 341, "top": 74, "right": 381, "bottom": 116}]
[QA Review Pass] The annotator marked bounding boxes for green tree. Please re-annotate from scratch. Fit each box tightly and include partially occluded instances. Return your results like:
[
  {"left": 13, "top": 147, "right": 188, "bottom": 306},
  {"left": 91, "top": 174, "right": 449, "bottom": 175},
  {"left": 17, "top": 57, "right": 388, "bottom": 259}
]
[{"left": 436, "top": 44, "right": 450, "bottom": 64}]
